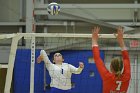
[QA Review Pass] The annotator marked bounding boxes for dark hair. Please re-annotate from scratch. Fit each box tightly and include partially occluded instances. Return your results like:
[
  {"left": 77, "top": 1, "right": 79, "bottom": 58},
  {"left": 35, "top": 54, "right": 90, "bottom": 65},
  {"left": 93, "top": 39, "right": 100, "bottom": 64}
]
[{"left": 111, "top": 57, "right": 123, "bottom": 78}]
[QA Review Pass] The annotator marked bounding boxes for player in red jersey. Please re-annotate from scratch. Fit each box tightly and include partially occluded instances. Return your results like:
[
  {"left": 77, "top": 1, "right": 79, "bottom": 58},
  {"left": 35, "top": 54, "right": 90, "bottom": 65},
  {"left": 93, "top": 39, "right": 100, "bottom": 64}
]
[{"left": 92, "top": 26, "right": 131, "bottom": 93}]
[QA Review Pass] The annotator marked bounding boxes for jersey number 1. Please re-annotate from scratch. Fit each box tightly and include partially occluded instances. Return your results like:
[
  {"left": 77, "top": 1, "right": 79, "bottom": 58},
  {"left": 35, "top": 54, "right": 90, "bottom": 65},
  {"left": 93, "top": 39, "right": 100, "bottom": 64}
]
[{"left": 116, "top": 81, "right": 122, "bottom": 91}]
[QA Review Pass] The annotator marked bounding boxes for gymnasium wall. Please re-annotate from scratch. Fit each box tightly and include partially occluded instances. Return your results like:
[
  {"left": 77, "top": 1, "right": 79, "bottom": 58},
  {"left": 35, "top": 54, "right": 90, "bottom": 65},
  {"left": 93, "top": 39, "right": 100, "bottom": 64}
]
[
  {"left": 0, "top": 0, "right": 20, "bottom": 22},
  {"left": 14, "top": 49, "right": 45, "bottom": 93}
]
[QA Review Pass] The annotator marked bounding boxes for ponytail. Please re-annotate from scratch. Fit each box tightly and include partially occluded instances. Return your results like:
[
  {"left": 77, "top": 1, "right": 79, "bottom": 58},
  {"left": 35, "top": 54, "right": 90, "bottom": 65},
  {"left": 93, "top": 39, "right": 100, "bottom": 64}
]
[
  {"left": 111, "top": 57, "right": 123, "bottom": 79},
  {"left": 115, "top": 71, "right": 121, "bottom": 79}
]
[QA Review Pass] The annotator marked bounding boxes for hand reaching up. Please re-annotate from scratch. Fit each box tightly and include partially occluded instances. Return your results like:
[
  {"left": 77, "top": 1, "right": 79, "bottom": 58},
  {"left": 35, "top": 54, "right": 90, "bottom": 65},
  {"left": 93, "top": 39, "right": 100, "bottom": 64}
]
[
  {"left": 79, "top": 62, "right": 84, "bottom": 68},
  {"left": 37, "top": 55, "right": 43, "bottom": 63},
  {"left": 92, "top": 26, "right": 100, "bottom": 46},
  {"left": 114, "top": 27, "right": 126, "bottom": 49}
]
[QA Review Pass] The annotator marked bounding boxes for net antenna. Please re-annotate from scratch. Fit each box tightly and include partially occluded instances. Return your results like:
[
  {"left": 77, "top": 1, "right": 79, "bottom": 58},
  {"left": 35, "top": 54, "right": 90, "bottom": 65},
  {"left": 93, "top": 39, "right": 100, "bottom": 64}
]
[{"left": 1, "top": 33, "right": 140, "bottom": 93}]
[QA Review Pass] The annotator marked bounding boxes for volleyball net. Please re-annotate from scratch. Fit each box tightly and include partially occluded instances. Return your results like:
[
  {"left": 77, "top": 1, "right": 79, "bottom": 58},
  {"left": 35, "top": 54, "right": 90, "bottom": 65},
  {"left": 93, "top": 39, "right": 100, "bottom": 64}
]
[{"left": 0, "top": 33, "right": 140, "bottom": 93}]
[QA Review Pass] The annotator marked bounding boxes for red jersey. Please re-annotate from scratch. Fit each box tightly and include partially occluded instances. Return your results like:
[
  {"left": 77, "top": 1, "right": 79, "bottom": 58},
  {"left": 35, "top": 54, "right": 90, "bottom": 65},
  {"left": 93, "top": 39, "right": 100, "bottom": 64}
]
[{"left": 92, "top": 46, "right": 131, "bottom": 93}]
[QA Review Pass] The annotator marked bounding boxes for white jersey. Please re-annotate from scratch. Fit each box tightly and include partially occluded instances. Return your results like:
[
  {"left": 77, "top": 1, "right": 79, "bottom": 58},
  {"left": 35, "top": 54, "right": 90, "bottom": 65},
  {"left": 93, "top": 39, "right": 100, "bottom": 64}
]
[{"left": 40, "top": 50, "right": 83, "bottom": 90}]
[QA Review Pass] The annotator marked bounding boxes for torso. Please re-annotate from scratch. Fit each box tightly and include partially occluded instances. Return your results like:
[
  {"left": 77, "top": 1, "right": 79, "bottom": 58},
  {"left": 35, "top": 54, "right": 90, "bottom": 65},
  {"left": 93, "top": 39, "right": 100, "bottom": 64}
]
[
  {"left": 48, "top": 63, "right": 72, "bottom": 90},
  {"left": 103, "top": 74, "right": 130, "bottom": 93}
]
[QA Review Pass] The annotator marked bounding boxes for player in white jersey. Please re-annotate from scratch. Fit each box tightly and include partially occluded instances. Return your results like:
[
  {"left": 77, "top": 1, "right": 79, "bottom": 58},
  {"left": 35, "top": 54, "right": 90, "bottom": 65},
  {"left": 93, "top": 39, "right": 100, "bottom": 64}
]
[{"left": 37, "top": 50, "right": 84, "bottom": 93}]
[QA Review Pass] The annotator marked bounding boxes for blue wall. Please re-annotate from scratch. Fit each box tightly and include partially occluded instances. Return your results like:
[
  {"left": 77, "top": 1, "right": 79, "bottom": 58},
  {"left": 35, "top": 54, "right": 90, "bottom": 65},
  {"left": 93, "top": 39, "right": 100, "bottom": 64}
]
[
  {"left": 14, "top": 49, "right": 104, "bottom": 93},
  {"left": 14, "top": 49, "right": 45, "bottom": 93}
]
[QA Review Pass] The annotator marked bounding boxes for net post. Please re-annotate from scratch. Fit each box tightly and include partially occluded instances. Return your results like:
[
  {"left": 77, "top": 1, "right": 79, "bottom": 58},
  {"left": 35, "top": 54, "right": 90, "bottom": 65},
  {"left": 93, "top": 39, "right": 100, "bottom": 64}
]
[
  {"left": 30, "top": 36, "right": 35, "bottom": 93},
  {"left": 4, "top": 35, "right": 22, "bottom": 93}
]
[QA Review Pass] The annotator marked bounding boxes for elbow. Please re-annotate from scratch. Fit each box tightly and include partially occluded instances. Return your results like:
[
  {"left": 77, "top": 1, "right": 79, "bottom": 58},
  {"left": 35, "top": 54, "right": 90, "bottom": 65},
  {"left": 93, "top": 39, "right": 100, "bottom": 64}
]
[
  {"left": 125, "top": 71, "right": 131, "bottom": 80},
  {"left": 75, "top": 68, "right": 83, "bottom": 74},
  {"left": 126, "top": 74, "right": 131, "bottom": 81}
]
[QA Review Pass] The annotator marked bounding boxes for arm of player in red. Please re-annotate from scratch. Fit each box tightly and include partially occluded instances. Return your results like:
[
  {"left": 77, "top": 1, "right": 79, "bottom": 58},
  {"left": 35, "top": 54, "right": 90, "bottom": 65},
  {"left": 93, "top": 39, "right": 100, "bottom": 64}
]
[
  {"left": 92, "top": 26, "right": 111, "bottom": 80},
  {"left": 115, "top": 27, "right": 131, "bottom": 80},
  {"left": 122, "top": 50, "right": 131, "bottom": 79},
  {"left": 92, "top": 46, "right": 111, "bottom": 80}
]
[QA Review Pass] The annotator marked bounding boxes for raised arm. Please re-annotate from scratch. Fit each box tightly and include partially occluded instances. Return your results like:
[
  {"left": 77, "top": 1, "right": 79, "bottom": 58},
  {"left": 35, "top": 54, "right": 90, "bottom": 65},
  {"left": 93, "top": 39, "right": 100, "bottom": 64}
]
[
  {"left": 115, "top": 27, "right": 126, "bottom": 50},
  {"left": 69, "top": 62, "right": 84, "bottom": 74},
  {"left": 92, "top": 27, "right": 111, "bottom": 79},
  {"left": 115, "top": 27, "right": 131, "bottom": 78},
  {"left": 37, "top": 50, "right": 53, "bottom": 69}
]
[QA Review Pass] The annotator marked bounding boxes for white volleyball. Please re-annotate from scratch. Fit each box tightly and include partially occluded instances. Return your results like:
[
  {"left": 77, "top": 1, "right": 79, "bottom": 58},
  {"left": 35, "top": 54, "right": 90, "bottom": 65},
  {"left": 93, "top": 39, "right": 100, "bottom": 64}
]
[{"left": 47, "top": 2, "right": 60, "bottom": 15}]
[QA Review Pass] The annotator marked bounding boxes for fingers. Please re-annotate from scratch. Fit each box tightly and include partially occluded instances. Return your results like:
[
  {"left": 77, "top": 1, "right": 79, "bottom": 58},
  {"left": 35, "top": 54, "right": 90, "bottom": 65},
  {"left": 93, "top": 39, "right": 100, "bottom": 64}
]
[
  {"left": 94, "top": 26, "right": 100, "bottom": 33},
  {"left": 37, "top": 55, "right": 43, "bottom": 63},
  {"left": 92, "top": 26, "right": 100, "bottom": 33},
  {"left": 114, "top": 26, "right": 124, "bottom": 41},
  {"left": 79, "top": 62, "right": 83, "bottom": 64},
  {"left": 79, "top": 62, "right": 83, "bottom": 65},
  {"left": 79, "top": 62, "right": 84, "bottom": 68},
  {"left": 92, "top": 26, "right": 100, "bottom": 39},
  {"left": 117, "top": 26, "right": 123, "bottom": 33},
  {"left": 114, "top": 26, "right": 124, "bottom": 37}
]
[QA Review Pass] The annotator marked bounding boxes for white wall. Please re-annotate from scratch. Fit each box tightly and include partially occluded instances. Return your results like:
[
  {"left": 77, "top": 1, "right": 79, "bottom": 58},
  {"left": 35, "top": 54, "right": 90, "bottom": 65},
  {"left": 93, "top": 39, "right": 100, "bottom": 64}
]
[
  {"left": 0, "top": 48, "right": 10, "bottom": 64},
  {"left": 0, "top": 27, "right": 19, "bottom": 33}
]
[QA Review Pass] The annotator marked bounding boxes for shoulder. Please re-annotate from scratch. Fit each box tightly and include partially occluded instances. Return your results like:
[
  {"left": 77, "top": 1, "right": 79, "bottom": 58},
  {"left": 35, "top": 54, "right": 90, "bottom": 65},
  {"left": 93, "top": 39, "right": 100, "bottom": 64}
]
[
  {"left": 62, "top": 63, "right": 69, "bottom": 66},
  {"left": 63, "top": 63, "right": 75, "bottom": 67}
]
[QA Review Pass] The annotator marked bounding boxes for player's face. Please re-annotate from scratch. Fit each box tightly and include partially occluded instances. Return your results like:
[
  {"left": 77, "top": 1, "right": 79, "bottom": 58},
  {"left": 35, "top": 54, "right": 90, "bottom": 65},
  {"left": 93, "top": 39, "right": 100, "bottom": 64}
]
[{"left": 53, "top": 53, "right": 63, "bottom": 64}]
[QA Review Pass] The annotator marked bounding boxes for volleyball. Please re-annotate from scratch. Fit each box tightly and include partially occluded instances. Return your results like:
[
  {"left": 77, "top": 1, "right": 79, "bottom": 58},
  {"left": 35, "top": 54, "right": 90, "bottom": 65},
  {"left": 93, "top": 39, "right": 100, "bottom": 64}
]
[{"left": 47, "top": 2, "right": 60, "bottom": 15}]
